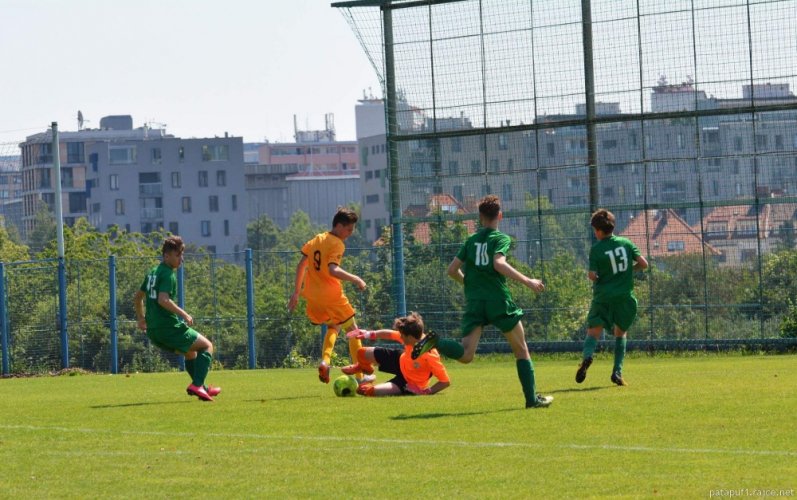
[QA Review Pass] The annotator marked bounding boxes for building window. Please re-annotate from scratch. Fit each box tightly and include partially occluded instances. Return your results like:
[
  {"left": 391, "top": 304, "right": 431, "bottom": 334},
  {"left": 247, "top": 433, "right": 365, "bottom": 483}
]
[
  {"left": 169, "top": 222, "right": 179, "bottom": 235},
  {"left": 366, "top": 194, "right": 379, "bottom": 204},
  {"left": 502, "top": 184, "right": 513, "bottom": 201},
  {"left": 448, "top": 161, "right": 459, "bottom": 175},
  {"left": 201, "top": 220, "right": 211, "bottom": 237},
  {"left": 67, "top": 142, "right": 84, "bottom": 164},
  {"left": 232, "top": 194, "right": 238, "bottom": 211},
  {"left": 115, "top": 199, "right": 125, "bottom": 215},
  {"left": 178, "top": 146, "right": 185, "bottom": 162},
  {"left": 202, "top": 144, "right": 229, "bottom": 161},
  {"left": 451, "top": 137, "right": 462, "bottom": 153},
  {"left": 602, "top": 139, "right": 617, "bottom": 149},
  {"left": 151, "top": 147, "right": 162, "bottom": 164},
  {"left": 198, "top": 171, "right": 208, "bottom": 187},
  {"left": 109, "top": 146, "right": 136, "bottom": 165},
  {"left": 734, "top": 137, "right": 743, "bottom": 151},
  {"left": 755, "top": 135, "right": 768, "bottom": 148},
  {"left": 546, "top": 143, "right": 555, "bottom": 157},
  {"left": 40, "top": 168, "right": 51, "bottom": 189},
  {"left": 216, "top": 170, "right": 226, "bottom": 186},
  {"left": 171, "top": 172, "right": 181, "bottom": 188},
  {"left": 61, "top": 168, "right": 73, "bottom": 188},
  {"left": 209, "top": 195, "right": 219, "bottom": 212},
  {"left": 490, "top": 159, "right": 500, "bottom": 172},
  {"left": 182, "top": 196, "right": 191, "bottom": 213},
  {"left": 667, "top": 241, "right": 685, "bottom": 252},
  {"left": 470, "top": 160, "right": 481, "bottom": 174},
  {"left": 365, "top": 171, "right": 373, "bottom": 180},
  {"left": 498, "top": 134, "right": 508, "bottom": 150},
  {"left": 224, "top": 220, "right": 230, "bottom": 236},
  {"left": 507, "top": 158, "right": 514, "bottom": 172},
  {"left": 69, "top": 192, "right": 86, "bottom": 212},
  {"left": 109, "top": 174, "right": 119, "bottom": 191}
]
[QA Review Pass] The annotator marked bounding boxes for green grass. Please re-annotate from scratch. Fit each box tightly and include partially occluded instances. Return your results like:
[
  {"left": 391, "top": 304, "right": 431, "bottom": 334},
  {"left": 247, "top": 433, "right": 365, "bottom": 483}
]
[{"left": 1, "top": 355, "right": 795, "bottom": 498}]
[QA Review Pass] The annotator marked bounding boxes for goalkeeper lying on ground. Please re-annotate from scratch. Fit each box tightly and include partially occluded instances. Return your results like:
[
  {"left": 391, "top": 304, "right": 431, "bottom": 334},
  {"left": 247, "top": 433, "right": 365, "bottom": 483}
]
[{"left": 341, "top": 312, "right": 450, "bottom": 397}]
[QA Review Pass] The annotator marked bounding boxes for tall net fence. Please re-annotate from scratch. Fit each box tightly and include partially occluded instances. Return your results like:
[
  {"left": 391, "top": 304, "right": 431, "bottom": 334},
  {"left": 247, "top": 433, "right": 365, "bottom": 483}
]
[
  {"left": 0, "top": 249, "right": 401, "bottom": 374},
  {"left": 337, "top": 0, "right": 797, "bottom": 346}
]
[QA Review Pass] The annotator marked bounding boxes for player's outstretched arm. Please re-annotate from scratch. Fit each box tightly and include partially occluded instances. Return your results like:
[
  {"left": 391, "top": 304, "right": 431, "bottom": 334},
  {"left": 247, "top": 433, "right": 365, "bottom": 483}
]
[
  {"left": 328, "top": 263, "right": 366, "bottom": 290},
  {"left": 447, "top": 257, "right": 464, "bottom": 284},
  {"left": 494, "top": 253, "right": 544, "bottom": 292},
  {"left": 633, "top": 254, "right": 649, "bottom": 272},
  {"left": 347, "top": 328, "right": 398, "bottom": 342},
  {"left": 133, "top": 290, "right": 147, "bottom": 331},
  {"left": 288, "top": 255, "right": 309, "bottom": 312}
]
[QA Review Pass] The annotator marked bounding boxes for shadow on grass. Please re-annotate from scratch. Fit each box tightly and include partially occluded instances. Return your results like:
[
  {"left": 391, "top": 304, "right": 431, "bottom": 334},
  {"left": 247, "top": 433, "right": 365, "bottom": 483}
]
[
  {"left": 547, "top": 386, "right": 613, "bottom": 395},
  {"left": 390, "top": 408, "right": 518, "bottom": 420},
  {"left": 244, "top": 395, "right": 322, "bottom": 402},
  {"left": 90, "top": 400, "right": 193, "bottom": 409}
]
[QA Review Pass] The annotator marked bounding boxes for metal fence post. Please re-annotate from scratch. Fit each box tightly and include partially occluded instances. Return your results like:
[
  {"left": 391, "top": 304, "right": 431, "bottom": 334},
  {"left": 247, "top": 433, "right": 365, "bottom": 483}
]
[
  {"left": 58, "top": 257, "right": 69, "bottom": 368},
  {"left": 0, "top": 263, "right": 8, "bottom": 376},
  {"left": 176, "top": 264, "right": 186, "bottom": 372},
  {"left": 109, "top": 255, "right": 118, "bottom": 374},
  {"left": 246, "top": 249, "right": 256, "bottom": 369}
]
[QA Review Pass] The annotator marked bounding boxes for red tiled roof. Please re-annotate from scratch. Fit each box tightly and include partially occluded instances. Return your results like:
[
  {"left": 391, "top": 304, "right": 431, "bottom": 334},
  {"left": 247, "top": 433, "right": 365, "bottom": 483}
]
[{"left": 621, "top": 209, "right": 721, "bottom": 257}]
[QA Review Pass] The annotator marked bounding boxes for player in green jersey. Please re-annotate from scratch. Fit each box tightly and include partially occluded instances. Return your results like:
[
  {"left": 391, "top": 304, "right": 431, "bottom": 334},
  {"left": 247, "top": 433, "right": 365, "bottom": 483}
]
[
  {"left": 412, "top": 195, "right": 552, "bottom": 408},
  {"left": 133, "top": 236, "right": 220, "bottom": 401},
  {"left": 576, "top": 208, "right": 648, "bottom": 386}
]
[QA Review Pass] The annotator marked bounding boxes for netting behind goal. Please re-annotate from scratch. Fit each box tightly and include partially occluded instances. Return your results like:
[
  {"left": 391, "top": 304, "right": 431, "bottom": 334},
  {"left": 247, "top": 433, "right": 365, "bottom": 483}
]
[{"left": 337, "top": 0, "right": 797, "bottom": 346}]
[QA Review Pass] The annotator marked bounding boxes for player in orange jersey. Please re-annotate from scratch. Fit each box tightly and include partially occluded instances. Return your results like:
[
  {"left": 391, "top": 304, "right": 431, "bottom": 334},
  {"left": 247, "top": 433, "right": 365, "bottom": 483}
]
[
  {"left": 288, "top": 207, "right": 372, "bottom": 384},
  {"left": 341, "top": 312, "right": 450, "bottom": 397}
]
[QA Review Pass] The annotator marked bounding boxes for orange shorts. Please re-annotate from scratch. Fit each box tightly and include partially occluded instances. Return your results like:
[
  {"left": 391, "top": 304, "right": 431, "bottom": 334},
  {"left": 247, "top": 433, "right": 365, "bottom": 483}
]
[{"left": 305, "top": 297, "right": 356, "bottom": 329}]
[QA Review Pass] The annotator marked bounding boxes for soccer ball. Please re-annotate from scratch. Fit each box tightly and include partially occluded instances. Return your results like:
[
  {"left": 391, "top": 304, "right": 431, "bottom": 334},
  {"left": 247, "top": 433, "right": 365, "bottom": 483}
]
[{"left": 333, "top": 375, "right": 358, "bottom": 397}]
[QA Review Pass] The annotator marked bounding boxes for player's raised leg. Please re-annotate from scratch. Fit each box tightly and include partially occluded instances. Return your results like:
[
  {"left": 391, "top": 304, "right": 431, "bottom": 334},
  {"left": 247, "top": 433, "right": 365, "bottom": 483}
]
[
  {"left": 611, "top": 326, "right": 628, "bottom": 386},
  {"left": 185, "top": 334, "right": 217, "bottom": 401},
  {"left": 503, "top": 323, "right": 552, "bottom": 408},
  {"left": 318, "top": 326, "right": 338, "bottom": 384},
  {"left": 577, "top": 327, "right": 601, "bottom": 384}
]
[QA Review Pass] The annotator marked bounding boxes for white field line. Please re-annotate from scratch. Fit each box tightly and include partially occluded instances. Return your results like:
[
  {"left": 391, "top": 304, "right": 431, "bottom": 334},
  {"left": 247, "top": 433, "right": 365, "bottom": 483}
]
[{"left": 2, "top": 424, "right": 796, "bottom": 458}]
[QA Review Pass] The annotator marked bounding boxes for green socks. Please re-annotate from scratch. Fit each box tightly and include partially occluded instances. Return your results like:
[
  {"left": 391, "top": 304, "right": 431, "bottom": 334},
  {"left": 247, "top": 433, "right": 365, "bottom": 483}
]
[
  {"left": 185, "top": 358, "right": 196, "bottom": 379},
  {"left": 613, "top": 336, "right": 627, "bottom": 373},
  {"left": 436, "top": 338, "right": 465, "bottom": 360},
  {"left": 583, "top": 335, "right": 598, "bottom": 359},
  {"left": 192, "top": 351, "right": 212, "bottom": 387},
  {"left": 516, "top": 358, "right": 537, "bottom": 406}
]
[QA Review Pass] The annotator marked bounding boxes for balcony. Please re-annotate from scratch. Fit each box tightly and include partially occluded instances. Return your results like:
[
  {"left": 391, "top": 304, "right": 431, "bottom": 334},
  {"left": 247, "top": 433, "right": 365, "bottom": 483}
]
[
  {"left": 140, "top": 207, "right": 163, "bottom": 221},
  {"left": 139, "top": 183, "right": 162, "bottom": 196}
]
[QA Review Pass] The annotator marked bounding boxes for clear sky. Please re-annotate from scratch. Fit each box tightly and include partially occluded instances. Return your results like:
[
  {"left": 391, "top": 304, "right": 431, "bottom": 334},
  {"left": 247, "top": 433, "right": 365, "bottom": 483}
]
[{"left": 0, "top": 0, "right": 382, "bottom": 145}]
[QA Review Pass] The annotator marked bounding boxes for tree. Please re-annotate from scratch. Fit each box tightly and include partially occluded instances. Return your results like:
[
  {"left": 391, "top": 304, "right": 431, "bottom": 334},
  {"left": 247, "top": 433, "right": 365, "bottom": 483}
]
[{"left": 26, "top": 200, "right": 57, "bottom": 256}]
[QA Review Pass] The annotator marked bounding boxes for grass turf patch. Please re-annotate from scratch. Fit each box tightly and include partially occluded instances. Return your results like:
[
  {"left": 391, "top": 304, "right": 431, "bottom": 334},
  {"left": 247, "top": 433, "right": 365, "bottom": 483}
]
[{"left": 0, "top": 355, "right": 795, "bottom": 498}]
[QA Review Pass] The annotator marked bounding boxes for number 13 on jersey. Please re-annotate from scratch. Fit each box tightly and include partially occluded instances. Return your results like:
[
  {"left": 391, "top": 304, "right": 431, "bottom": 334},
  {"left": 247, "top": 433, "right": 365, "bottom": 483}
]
[{"left": 605, "top": 247, "right": 628, "bottom": 274}]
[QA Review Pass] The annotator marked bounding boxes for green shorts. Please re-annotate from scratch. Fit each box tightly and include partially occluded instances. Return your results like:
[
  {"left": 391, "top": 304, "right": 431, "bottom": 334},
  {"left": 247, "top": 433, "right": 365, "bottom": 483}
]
[
  {"left": 587, "top": 296, "right": 638, "bottom": 333},
  {"left": 147, "top": 323, "right": 199, "bottom": 355},
  {"left": 461, "top": 298, "right": 523, "bottom": 336}
]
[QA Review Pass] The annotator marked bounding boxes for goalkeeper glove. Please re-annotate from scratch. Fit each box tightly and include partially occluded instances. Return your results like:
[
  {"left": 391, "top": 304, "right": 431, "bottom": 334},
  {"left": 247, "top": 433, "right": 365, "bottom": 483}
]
[
  {"left": 346, "top": 329, "right": 375, "bottom": 340},
  {"left": 405, "top": 383, "right": 432, "bottom": 395}
]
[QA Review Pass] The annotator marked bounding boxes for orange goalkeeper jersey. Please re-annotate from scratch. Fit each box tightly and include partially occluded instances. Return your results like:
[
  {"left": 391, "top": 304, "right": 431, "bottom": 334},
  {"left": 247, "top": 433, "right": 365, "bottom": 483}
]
[
  {"left": 385, "top": 331, "right": 450, "bottom": 389},
  {"left": 300, "top": 232, "right": 346, "bottom": 304}
]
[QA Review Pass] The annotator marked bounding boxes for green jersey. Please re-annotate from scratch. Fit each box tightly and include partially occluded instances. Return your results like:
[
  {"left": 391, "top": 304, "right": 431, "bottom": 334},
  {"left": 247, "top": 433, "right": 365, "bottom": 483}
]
[
  {"left": 456, "top": 227, "right": 512, "bottom": 301},
  {"left": 589, "top": 235, "right": 641, "bottom": 302},
  {"left": 139, "top": 262, "right": 180, "bottom": 330}
]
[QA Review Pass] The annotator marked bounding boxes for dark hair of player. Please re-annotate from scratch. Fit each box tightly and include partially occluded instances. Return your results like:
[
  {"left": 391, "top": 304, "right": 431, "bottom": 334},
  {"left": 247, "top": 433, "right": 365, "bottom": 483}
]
[
  {"left": 478, "top": 195, "right": 501, "bottom": 220},
  {"left": 591, "top": 208, "right": 616, "bottom": 234},
  {"left": 162, "top": 235, "right": 185, "bottom": 255},
  {"left": 393, "top": 311, "right": 424, "bottom": 340},
  {"left": 332, "top": 207, "right": 359, "bottom": 227}
]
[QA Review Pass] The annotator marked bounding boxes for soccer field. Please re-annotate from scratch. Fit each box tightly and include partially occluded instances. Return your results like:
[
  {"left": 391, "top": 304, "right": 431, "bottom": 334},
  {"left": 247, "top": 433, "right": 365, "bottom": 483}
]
[{"left": 0, "top": 355, "right": 794, "bottom": 498}]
